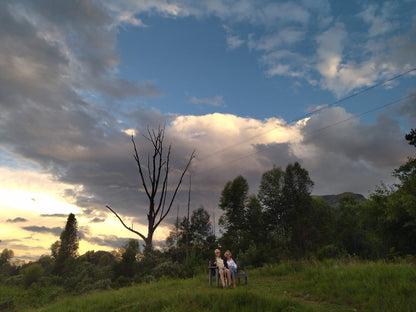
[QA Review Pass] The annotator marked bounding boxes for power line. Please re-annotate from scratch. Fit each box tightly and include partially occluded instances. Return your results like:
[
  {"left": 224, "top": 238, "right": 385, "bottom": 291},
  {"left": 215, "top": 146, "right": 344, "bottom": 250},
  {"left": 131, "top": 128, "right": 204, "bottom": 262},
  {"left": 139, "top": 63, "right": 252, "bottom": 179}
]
[
  {"left": 194, "top": 93, "right": 416, "bottom": 175},
  {"left": 195, "top": 67, "right": 416, "bottom": 163}
]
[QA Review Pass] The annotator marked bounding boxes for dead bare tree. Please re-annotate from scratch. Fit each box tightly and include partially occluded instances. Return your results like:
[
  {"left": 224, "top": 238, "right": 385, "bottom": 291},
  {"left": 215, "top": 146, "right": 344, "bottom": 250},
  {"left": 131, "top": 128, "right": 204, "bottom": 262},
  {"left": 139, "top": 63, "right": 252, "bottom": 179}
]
[{"left": 106, "top": 126, "right": 195, "bottom": 253}]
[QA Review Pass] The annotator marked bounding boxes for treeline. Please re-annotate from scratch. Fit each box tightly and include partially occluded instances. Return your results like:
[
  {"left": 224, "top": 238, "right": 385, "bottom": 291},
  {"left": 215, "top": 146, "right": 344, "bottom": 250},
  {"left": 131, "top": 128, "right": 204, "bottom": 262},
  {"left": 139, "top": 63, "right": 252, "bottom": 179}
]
[
  {"left": 0, "top": 130, "right": 415, "bottom": 295},
  {"left": 0, "top": 208, "right": 218, "bottom": 294},
  {"left": 216, "top": 129, "right": 416, "bottom": 263}
]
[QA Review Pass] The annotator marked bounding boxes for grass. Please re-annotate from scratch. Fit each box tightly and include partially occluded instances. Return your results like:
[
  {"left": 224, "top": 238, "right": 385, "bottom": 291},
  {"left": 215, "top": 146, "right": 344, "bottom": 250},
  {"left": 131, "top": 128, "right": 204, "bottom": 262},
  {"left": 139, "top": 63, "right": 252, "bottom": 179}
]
[{"left": 4, "top": 259, "right": 415, "bottom": 312}]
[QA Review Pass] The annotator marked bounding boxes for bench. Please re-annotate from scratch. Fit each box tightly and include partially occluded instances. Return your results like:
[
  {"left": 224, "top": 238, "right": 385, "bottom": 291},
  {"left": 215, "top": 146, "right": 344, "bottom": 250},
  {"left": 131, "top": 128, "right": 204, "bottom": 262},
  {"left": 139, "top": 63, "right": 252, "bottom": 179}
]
[
  {"left": 235, "top": 267, "right": 248, "bottom": 285},
  {"left": 208, "top": 263, "right": 248, "bottom": 287}
]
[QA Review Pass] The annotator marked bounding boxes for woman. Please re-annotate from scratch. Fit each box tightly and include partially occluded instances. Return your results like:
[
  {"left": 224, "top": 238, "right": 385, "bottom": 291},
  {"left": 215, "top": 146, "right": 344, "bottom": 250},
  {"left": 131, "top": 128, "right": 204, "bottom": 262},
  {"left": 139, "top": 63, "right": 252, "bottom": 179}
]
[
  {"left": 224, "top": 250, "right": 237, "bottom": 288},
  {"left": 211, "top": 249, "right": 231, "bottom": 288}
]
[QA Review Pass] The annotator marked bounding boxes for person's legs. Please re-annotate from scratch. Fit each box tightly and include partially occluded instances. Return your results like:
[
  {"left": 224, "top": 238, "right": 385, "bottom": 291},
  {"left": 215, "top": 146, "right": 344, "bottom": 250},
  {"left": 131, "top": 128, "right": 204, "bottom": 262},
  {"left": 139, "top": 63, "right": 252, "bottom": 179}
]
[
  {"left": 219, "top": 269, "right": 226, "bottom": 288},
  {"left": 229, "top": 267, "right": 237, "bottom": 288},
  {"left": 225, "top": 269, "right": 231, "bottom": 287}
]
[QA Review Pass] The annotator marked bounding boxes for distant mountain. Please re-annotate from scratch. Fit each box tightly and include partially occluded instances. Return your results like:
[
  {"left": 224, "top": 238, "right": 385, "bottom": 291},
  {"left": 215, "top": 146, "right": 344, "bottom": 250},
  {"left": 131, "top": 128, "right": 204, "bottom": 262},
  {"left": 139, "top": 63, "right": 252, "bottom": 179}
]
[{"left": 313, "top": 192, "right": 367, "bottom": 211}]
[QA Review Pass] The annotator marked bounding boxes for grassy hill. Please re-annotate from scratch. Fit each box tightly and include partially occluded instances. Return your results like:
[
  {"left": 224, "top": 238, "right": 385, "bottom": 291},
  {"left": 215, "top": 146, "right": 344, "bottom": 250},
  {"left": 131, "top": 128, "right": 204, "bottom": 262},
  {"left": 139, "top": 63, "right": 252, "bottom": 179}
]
[{"left": 5, "top": 259, "right": 414, "bottom": 312}]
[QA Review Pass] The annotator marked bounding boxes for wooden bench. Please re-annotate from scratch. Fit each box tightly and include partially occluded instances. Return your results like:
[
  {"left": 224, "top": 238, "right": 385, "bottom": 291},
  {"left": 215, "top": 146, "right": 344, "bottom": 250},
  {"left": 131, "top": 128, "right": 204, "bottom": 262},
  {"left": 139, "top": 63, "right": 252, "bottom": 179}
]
[
  {"left": 208, "top": 263, "right": 248, "bottom": 287},
  {"left": 235, "top": 266, "right": 248, "bottom": 285}
]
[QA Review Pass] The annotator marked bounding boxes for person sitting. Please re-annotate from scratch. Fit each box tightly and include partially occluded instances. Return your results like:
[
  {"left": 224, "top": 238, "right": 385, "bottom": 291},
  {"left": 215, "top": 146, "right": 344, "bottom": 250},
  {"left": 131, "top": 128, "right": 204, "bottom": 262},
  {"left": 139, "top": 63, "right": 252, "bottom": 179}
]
[
  {"left": 211, "top": 249, "right": 231, "bottom": 288},
  {"left": 224, "top": 250, "right": 237, "bottom": 288}
]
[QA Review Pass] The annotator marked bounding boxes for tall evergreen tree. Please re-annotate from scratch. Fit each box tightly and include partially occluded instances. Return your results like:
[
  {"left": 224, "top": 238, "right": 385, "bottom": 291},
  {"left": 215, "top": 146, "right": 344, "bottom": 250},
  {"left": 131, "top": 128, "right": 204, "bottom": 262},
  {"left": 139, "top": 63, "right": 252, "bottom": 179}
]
[{"left": 53, "top": 213, "right": 79, "bottom": 275}]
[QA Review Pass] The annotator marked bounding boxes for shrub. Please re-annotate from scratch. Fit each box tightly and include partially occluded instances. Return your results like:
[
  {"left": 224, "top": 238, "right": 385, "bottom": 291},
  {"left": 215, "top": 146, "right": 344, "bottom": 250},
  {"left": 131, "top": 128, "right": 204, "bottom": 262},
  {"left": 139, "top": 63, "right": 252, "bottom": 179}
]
[
  {"left": 152, "top": 261, "right": 185, "bottom": 279},
  {"left": 23, "top": 263, "right": 44, "bottom": 288},
  {"left": 317, "top": 244, "right": 346, "bottom": 260}
]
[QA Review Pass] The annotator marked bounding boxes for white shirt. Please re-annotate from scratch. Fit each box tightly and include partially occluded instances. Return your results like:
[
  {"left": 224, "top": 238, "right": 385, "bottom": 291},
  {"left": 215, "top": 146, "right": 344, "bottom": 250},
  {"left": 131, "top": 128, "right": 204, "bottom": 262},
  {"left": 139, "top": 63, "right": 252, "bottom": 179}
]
[{"left": 227, "top": 258, "right": 237, "bottom": 269}]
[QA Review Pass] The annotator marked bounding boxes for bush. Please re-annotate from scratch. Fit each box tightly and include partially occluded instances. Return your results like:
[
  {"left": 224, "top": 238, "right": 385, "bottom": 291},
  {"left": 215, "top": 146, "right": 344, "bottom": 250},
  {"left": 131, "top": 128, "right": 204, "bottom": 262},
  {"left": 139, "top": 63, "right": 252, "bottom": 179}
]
[
  {"left": 317, "top": 244, "right": 346, "bottom": 260},
  {"left": 23, "top": 264, "right": 44, "bottom": 288},
  {"left": 152, "top": 261, "right": 186, "bottom": 279}
]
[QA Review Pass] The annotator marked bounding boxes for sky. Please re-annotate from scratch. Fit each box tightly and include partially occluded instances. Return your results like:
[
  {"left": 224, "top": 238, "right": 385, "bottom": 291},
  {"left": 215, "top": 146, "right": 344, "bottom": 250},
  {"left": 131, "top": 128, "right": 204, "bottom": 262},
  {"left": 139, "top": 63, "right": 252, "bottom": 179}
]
[{"left": 1, "top": 0, "right": 416, "bottom": 261}]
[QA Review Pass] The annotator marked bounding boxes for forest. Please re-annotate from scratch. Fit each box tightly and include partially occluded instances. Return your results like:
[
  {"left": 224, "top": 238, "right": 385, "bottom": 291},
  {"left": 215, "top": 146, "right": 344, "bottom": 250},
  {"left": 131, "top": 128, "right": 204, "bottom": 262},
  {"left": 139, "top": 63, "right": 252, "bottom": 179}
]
[{"left": 0, "top": 129, "right": 415, "bottom": 306}]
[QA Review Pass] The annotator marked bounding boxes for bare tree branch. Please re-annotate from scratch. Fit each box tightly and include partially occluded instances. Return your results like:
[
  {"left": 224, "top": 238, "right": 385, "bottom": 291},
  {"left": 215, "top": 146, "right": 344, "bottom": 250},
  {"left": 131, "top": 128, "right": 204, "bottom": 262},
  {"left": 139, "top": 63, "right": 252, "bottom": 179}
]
[
  {"left": 155, "top": 149, "right": 195, "bottom": 230},
  {"left": 105, "top": 205, "right": 146, "bottom": 242},
  {"left": 132, "top": 135, "right": 151, "bottom": 199}
]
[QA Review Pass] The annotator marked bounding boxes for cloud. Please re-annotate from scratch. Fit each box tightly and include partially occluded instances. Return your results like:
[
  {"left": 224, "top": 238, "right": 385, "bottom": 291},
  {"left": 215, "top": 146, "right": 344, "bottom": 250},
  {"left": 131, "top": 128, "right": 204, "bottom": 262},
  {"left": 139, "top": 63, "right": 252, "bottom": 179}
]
[
  {"left": 296, "top": 106, "right": 414, "bottom": 194},
  {"left": 22, "top": 226, "right": 62, "bottom": 236},
  {"left": 114, "top": 11, "right": 148, "bottom": 27},
  {"left": 90, "top": 217, "right": 106, "bottom": 223},
  {"left": 1, "top": 0, "right": 415, "bottom": 261},
  {"left": 358, "top": 2, "right": 398, "bottom": 37},
  {"left": 6, "top": 217, "right": 27, "bottom": 223},
  {"left": 189, "top": 96, "right": 225, "bottom": 107},
  {"left": 393, "top": 89, "right": 416, "bottom": 124},
  {"left": 40, "top": 214, "right": 69, "bottom": 218},
  {"left": 249, "top": 29, "right": 305, "bottom": 52},
  {"left": 223, "top": 25, "right": 244, "bottom": 50},
  {"left": 0, "top": 1, "right": 160, "bottom": 164},
  {"left": 101, "top": 0, "right": 415, "bottom": 98}
]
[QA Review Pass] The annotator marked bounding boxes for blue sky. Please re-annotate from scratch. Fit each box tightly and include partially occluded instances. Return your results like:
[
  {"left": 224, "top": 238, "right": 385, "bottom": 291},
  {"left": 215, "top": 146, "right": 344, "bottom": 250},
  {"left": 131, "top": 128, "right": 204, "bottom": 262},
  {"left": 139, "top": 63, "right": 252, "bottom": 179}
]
[{"left": 0, "top": 0, "right": 415, "bottom": 260}]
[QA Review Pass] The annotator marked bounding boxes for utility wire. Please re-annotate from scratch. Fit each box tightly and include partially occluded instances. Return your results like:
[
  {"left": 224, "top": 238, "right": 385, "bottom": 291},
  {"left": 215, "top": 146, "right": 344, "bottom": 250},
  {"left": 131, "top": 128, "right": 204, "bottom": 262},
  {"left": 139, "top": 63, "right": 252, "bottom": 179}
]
[
  {"left": 194, "top": 93, "right": 416, "bottom": 175},
  {"left": 195, "top": 67, "right": 416, "bottom": 163}
]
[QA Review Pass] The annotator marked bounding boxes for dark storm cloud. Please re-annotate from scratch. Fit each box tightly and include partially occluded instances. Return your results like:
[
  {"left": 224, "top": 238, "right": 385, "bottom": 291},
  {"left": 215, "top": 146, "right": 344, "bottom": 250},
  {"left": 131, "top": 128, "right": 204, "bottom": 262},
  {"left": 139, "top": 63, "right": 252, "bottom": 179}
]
[
  {"left": 299, "top": 106, "right": 414, "bottom": 195},
  {"left": 253, "top": 142, "right": 300, "bottom": 169},
  {"left": 0, "top": 0, "right": 163, "bottom": 221},
  {"left": 393, "top": 89, "right": 416, "bottom": 124},
  {"left": 22, "top": 226, "right": 62, "bottom": 236},
  {"left": 302, "top": 107, "right": 410, "bottom": 167},
  {"left": 6, "top": 217, "right": 28, "bottom": 223}
]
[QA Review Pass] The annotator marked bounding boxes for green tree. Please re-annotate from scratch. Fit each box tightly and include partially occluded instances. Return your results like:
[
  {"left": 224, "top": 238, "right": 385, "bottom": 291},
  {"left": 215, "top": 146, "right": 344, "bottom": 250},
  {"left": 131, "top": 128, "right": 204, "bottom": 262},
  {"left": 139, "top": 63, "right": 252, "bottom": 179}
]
[
  {"left": 245, "top": 195, "right": 265, "bottom": 245},
  {"left": 165, "top": 207, "right": 215, "bottom": 265},
  {"left": 360, "top": 128, "right": 416, "bottom": 257},
  {"left": 0, "top": 248, "right": 14, "bottom": 266},
  {"left": 219, "top": 175, "right": 249, "bottom": 253},
  {"left": 336, "top": 195, "right": 367, "bottom": 256},
  {"left": 405, "top": 128, "right": 416, "bottom": 146},
  {"left": 258, "top": 166, "right": 285, "bottom": 232},
  {"left": 309, "top": 197, "right": 336, "bottom": 252},
  {"left": 282, "top": 162, "right": 314, "bottom": 257},
  {"left": 115, "top": 239, "right": 140, "bottom": 278},
  {"left": 190, "top": 207, "right": 212, "bottom": 243},
  {"left": 258, "top": 163, "right": 314, "bottom": 258},
  {"left": 53, "top": 213, "right": 79, "bottom": 275},
  {"left": 0, "top": 248, "right": 14, "bottom": 279}
]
